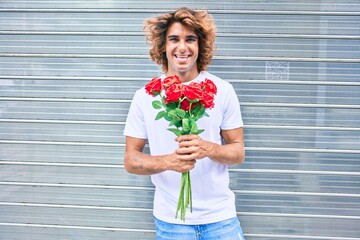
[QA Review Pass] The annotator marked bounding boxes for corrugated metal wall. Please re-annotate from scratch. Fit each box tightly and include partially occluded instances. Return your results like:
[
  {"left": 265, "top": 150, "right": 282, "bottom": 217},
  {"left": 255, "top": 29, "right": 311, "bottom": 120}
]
[{"left": 1, "top": 1, "right": 359, "bottom": 239}]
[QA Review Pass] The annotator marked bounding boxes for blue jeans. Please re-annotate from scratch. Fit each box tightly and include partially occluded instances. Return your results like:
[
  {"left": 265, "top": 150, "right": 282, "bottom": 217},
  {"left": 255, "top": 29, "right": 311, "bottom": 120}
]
[{"left": 154, "top": 216, "right": 245, "bottom": 240}]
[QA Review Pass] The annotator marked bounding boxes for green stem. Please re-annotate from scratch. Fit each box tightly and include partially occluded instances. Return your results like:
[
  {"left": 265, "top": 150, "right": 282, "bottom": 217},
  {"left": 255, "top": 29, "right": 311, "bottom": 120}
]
[
  {"left": 188, "top": 102, "right": 192, "bottom": 115},
  {"left": 188, "top": 172, "right": 192, "bottom": 212},
  {"left": 175, "top": 171, "right": 193, "bottom": 221},
  {"left": 175, "top": 173, "right": 186, "bottom": 219},
  {"left": 185, "top": 172, "right": 189, "bottom": 208}
]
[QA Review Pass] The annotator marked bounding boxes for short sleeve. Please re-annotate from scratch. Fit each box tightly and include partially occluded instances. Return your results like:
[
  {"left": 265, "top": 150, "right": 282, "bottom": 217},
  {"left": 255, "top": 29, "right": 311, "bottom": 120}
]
[
  {"left": 221, "top": 85, "right": 243, "bottom": 130},
  {"left": 123, "top": 90, "right": 148, "bottom": 139}
]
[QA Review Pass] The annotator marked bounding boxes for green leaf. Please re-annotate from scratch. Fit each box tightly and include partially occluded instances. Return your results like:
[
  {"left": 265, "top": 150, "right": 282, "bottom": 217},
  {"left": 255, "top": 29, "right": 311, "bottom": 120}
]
[
  {"left": 152, "top": 100, "right": 162, "bottom": 109},
  {"left": 164, "top": 114, "right": 172, "bottom": 121},
  {"left": 169, "top": 116, "right": 181, "bottom": 127},
  {"left": 174, "top": 120, "right": 182, "bottom": 128},
  {"left": 167, "top": 128, "right": 182, "bottom": 137},
  {"left": 196, "top": 106, "right": 206, "bottom": 118},
  {"left": 155, "top": 111, "right": 166, "bottom": 120},
  {"left": 190, "top": 120, "right": 198, "bottom": 134},
  {"left": 190, "top": 104, "right": 202, "bottom": 116},
  {"left": 168, "top": 109, "right": 177, "bottom": 118},
  {"left": 175, "top": 108, "right": 186, "bottom": 118},
  {"left": 194, "top": 129, "right": 205, "bottom": 135},
  {"left": 182, "top": 118, "right": 190, "bottom": 132},
  {"left": 166, "top": 102, "right": 177, "bottom": 111}
]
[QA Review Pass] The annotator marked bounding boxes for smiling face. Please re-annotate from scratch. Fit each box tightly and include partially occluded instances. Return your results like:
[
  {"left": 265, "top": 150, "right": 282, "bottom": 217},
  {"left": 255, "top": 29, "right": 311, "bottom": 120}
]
[{"left": 165, "top": 22, "right": 199, "bottom": 82}]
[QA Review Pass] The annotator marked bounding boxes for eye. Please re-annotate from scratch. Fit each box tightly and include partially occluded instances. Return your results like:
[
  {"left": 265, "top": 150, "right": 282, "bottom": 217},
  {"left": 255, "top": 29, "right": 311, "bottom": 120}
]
[
  {"left": 186, "top": 36, "right": 198, "bottom": 43},
  {"left": 168, "top": 37, "right": 179, "bottom": 42}
]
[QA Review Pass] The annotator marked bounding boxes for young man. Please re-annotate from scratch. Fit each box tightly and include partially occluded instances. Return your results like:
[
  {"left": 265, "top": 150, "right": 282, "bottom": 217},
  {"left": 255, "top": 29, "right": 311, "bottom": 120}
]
[{"left": 124, "top": 7, "right": 246, "bottom": 240}]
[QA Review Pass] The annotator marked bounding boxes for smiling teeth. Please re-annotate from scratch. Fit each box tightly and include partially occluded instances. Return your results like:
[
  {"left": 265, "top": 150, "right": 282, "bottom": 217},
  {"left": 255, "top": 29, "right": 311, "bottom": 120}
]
[{"left": 175, "top": 55, "right": 189, "bottom": 59}]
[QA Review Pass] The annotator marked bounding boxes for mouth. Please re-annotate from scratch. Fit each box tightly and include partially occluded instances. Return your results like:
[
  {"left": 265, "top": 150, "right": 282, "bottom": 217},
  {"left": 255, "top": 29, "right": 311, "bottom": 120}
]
[{"left": 174, "top": 54, "right": 191, "bottom": 60}]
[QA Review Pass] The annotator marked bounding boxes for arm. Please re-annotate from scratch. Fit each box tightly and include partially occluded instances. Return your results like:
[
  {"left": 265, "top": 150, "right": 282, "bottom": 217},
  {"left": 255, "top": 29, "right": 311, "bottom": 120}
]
[
  {"left": 176, "top": 127, "right": 245, "bottom": 165},
  {"left": 124, "top": 136, "right": 197, "bottom": 175}
]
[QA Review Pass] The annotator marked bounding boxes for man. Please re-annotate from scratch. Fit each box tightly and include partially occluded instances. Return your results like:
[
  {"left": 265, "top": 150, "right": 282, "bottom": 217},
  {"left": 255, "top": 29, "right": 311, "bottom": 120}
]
[{"left": 124, "top": 7, "right": 246, "bottom": 240}]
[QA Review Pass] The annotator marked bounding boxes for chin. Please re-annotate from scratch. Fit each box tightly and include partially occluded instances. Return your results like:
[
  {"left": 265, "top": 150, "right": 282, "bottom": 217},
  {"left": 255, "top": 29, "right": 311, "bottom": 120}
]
[{"left": 176, "top": 68, "right": 190, "bottom": 73}]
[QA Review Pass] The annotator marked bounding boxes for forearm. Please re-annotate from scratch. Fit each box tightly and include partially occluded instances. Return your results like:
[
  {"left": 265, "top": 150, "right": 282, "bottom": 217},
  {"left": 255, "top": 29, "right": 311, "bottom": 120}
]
[
  {"left": 124, "top": 150, "right": 172, "bottom": 175},
  {"left": 124, "top": 149, "right": 196, "bottom": 175},
  {"left": 207, "top": 141, "right": 245, "bottom": 165}
]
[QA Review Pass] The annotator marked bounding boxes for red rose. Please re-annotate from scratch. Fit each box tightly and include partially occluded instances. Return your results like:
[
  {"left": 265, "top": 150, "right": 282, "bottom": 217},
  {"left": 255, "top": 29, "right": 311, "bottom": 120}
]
[
  {"left": 180, "top": 99, "right": 190, "bottom": 111},
  {"left": 183, "top": 82, "right": 203, "bottom": 101},
  {"left": 163, "top": 75, "right": 181, "bottom": 89},
  {"left": 180, "top": 99, "right": 199, "bottom": 111},
  {"left": 145, "top": 77, "right": 162, "bottom": 96},
  {"left": 200, "top": 79, "right": 217, "bottom": 94},
  {"left": 201, "top": 91, "right": 215, "bottom": 108},
  {"left": 165, "top": 83, "right": 184, "bottom": 103}
]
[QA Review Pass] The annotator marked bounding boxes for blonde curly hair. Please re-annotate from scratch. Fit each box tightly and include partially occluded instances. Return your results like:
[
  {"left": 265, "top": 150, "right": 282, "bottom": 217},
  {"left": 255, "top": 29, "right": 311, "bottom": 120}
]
[{"left": 143, "top": 7, "right": 216, "bottom": 73}]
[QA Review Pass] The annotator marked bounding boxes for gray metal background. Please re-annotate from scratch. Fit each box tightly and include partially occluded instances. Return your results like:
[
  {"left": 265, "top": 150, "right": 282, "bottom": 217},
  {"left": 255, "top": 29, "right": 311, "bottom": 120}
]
[{"left": 0, "top": 1, "right": 359, "bottom": 239}]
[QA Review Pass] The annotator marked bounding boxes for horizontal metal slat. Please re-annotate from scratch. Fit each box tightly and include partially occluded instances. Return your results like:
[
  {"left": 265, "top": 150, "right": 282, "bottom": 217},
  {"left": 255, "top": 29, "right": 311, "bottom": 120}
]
[
  {"left": 2, "top": 181, "right": 359, "bottom": 198},
  {"left": 1, "top": 12, "right": 359, "bottom": 36},
  {"left": 3, "top": 139, "right": 360, "bottom": 153},
  {"left": 1, "top": 35, "right": 359, "bottom": 59},
  {"left": 246, "top": 233, "right": 360, "bottom": 240},
  {"left": 0, "top": 206, "right": 359, "bottom": 238},
  {"left": 0, "top": 206, "right": 155, "bottom": 229},
  {"left": 0, "top": 223, "right": 155, "bottom": 240},
  {"left": 1, "top": 119, "right": 359, "bottom": 132},
  {"left": 1, "top": 53, "right": 360, "bottom": 63},
  {"left": 2, "top": 75, "right": 360, "bottom": 86},
  {"left": 2, "top": 143, "right": 359, "bottom": 173},
  {"left": 1, "top": 0, "right": 360, "bottom": 13},
  {"left": 1, "top": 97, "right": 360, "bottom": 108},
  {"left": 1, "top": 8, "right": 360, "bottom": 16},
  {"left": 0, "top": 140, "right": 122, "bottom": 146},
  {"left": 0, "top": 164, "right": 359, "bottom": 193},
  {"left": 1, "top": 202, "right": 359, "bottom": 220},
  {"left": 2, "top": 31, "right": 360, "bottom": 40},
  {"left": 1, "top": 123, "right": 359, "bottom": 151},
  {"left": 1, "top": 58, "right": 359, "bottom": 82},
  {"left": 1, "top": 161, "right": 360, "bottom": 177}
]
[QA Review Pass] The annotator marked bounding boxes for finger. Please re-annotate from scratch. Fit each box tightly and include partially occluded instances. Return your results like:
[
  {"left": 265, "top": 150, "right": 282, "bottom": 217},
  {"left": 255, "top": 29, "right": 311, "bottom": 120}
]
[
  {"left": 178, "top": 138, "right": 201, "bottom": 148},
  {"left": 176, "top": 146, "right": 198, "bottom": 155},
  {"left": 178, "top": 140, "right": 197, "bottom": 148},
  {"left": 180, "top": 162, "right": 195, "bottom": 172},
  {"left": 185, "top": 159, "right": 196, "bottom": 164},
  {"left": 178, "top": 153, "right": 198, "bottom": 161},
  {"left": 177, "top": 134, "right": 199, "bottom": 142},
  {"left": 183, "top": 159, "right": 196, "bottom": 167}
]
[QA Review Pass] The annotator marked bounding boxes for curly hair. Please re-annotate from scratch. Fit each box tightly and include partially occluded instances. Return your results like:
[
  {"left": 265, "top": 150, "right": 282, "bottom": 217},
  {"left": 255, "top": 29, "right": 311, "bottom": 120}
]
[{"left": 143, "top": 7, "right": 216, "bottom": 73}]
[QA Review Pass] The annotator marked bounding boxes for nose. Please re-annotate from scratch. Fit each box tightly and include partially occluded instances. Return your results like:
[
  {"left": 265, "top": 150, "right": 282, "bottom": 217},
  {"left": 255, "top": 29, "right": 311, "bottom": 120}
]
[{"left": 178, "top": 39, "right": 186, "bottom": 52}]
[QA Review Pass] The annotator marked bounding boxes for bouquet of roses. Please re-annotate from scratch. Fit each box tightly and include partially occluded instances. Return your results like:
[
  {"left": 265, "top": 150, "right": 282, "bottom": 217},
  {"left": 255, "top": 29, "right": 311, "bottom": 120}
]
[{"left": 145, "top": 75, "right": 217, "bottom": 221}]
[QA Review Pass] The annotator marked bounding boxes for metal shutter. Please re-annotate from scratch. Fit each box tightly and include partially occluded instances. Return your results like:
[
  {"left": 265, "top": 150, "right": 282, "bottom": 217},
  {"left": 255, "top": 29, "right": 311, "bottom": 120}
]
[{"left": 0, "top": 1, "right": 359, "bottom": 239}]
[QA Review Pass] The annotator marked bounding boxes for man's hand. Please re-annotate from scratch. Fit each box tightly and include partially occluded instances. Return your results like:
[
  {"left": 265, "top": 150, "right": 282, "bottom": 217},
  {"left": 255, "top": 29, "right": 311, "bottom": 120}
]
[
  {"left": 175, "top": 127, "right": 245, "bottom": 165},
  {"left": 175, "top": 134, "right": 214, "bottom": 161},
  {"left": 167, "top": 152, "right": 197, "bottom": 173}
]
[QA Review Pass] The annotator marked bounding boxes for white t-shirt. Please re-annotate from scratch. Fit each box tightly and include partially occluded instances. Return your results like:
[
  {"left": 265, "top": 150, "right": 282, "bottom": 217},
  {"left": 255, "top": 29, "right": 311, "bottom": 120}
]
[{"left": 124, "top": 71, "right": 243, "bottom": 224}]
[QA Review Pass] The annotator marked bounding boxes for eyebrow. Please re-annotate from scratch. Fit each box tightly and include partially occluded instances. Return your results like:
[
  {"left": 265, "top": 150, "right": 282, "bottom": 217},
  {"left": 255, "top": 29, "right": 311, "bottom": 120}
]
[
  {"left": 167, "top": 34, "right": 198, "bottom": 39},
  {"left": 186, "top": 35, "right": 198, "bottom": 40}
]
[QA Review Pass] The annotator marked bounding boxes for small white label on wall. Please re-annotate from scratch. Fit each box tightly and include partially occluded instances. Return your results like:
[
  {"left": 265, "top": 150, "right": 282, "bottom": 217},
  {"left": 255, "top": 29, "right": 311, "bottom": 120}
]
[{"left": 265, "top": 61, "right": 289, "bottom": 80}]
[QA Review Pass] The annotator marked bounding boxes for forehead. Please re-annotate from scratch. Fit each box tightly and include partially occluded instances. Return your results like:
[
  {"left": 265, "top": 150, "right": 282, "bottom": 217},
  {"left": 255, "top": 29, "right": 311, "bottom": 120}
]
[{"left": 166, "top": 22, "right": 197, "bottom": 36}]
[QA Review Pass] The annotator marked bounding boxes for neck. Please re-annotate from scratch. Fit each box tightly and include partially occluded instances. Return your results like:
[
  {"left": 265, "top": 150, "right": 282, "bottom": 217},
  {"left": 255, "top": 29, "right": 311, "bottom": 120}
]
[{"left": 166, "top": 70, "right": 200, "bottom": 83}]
